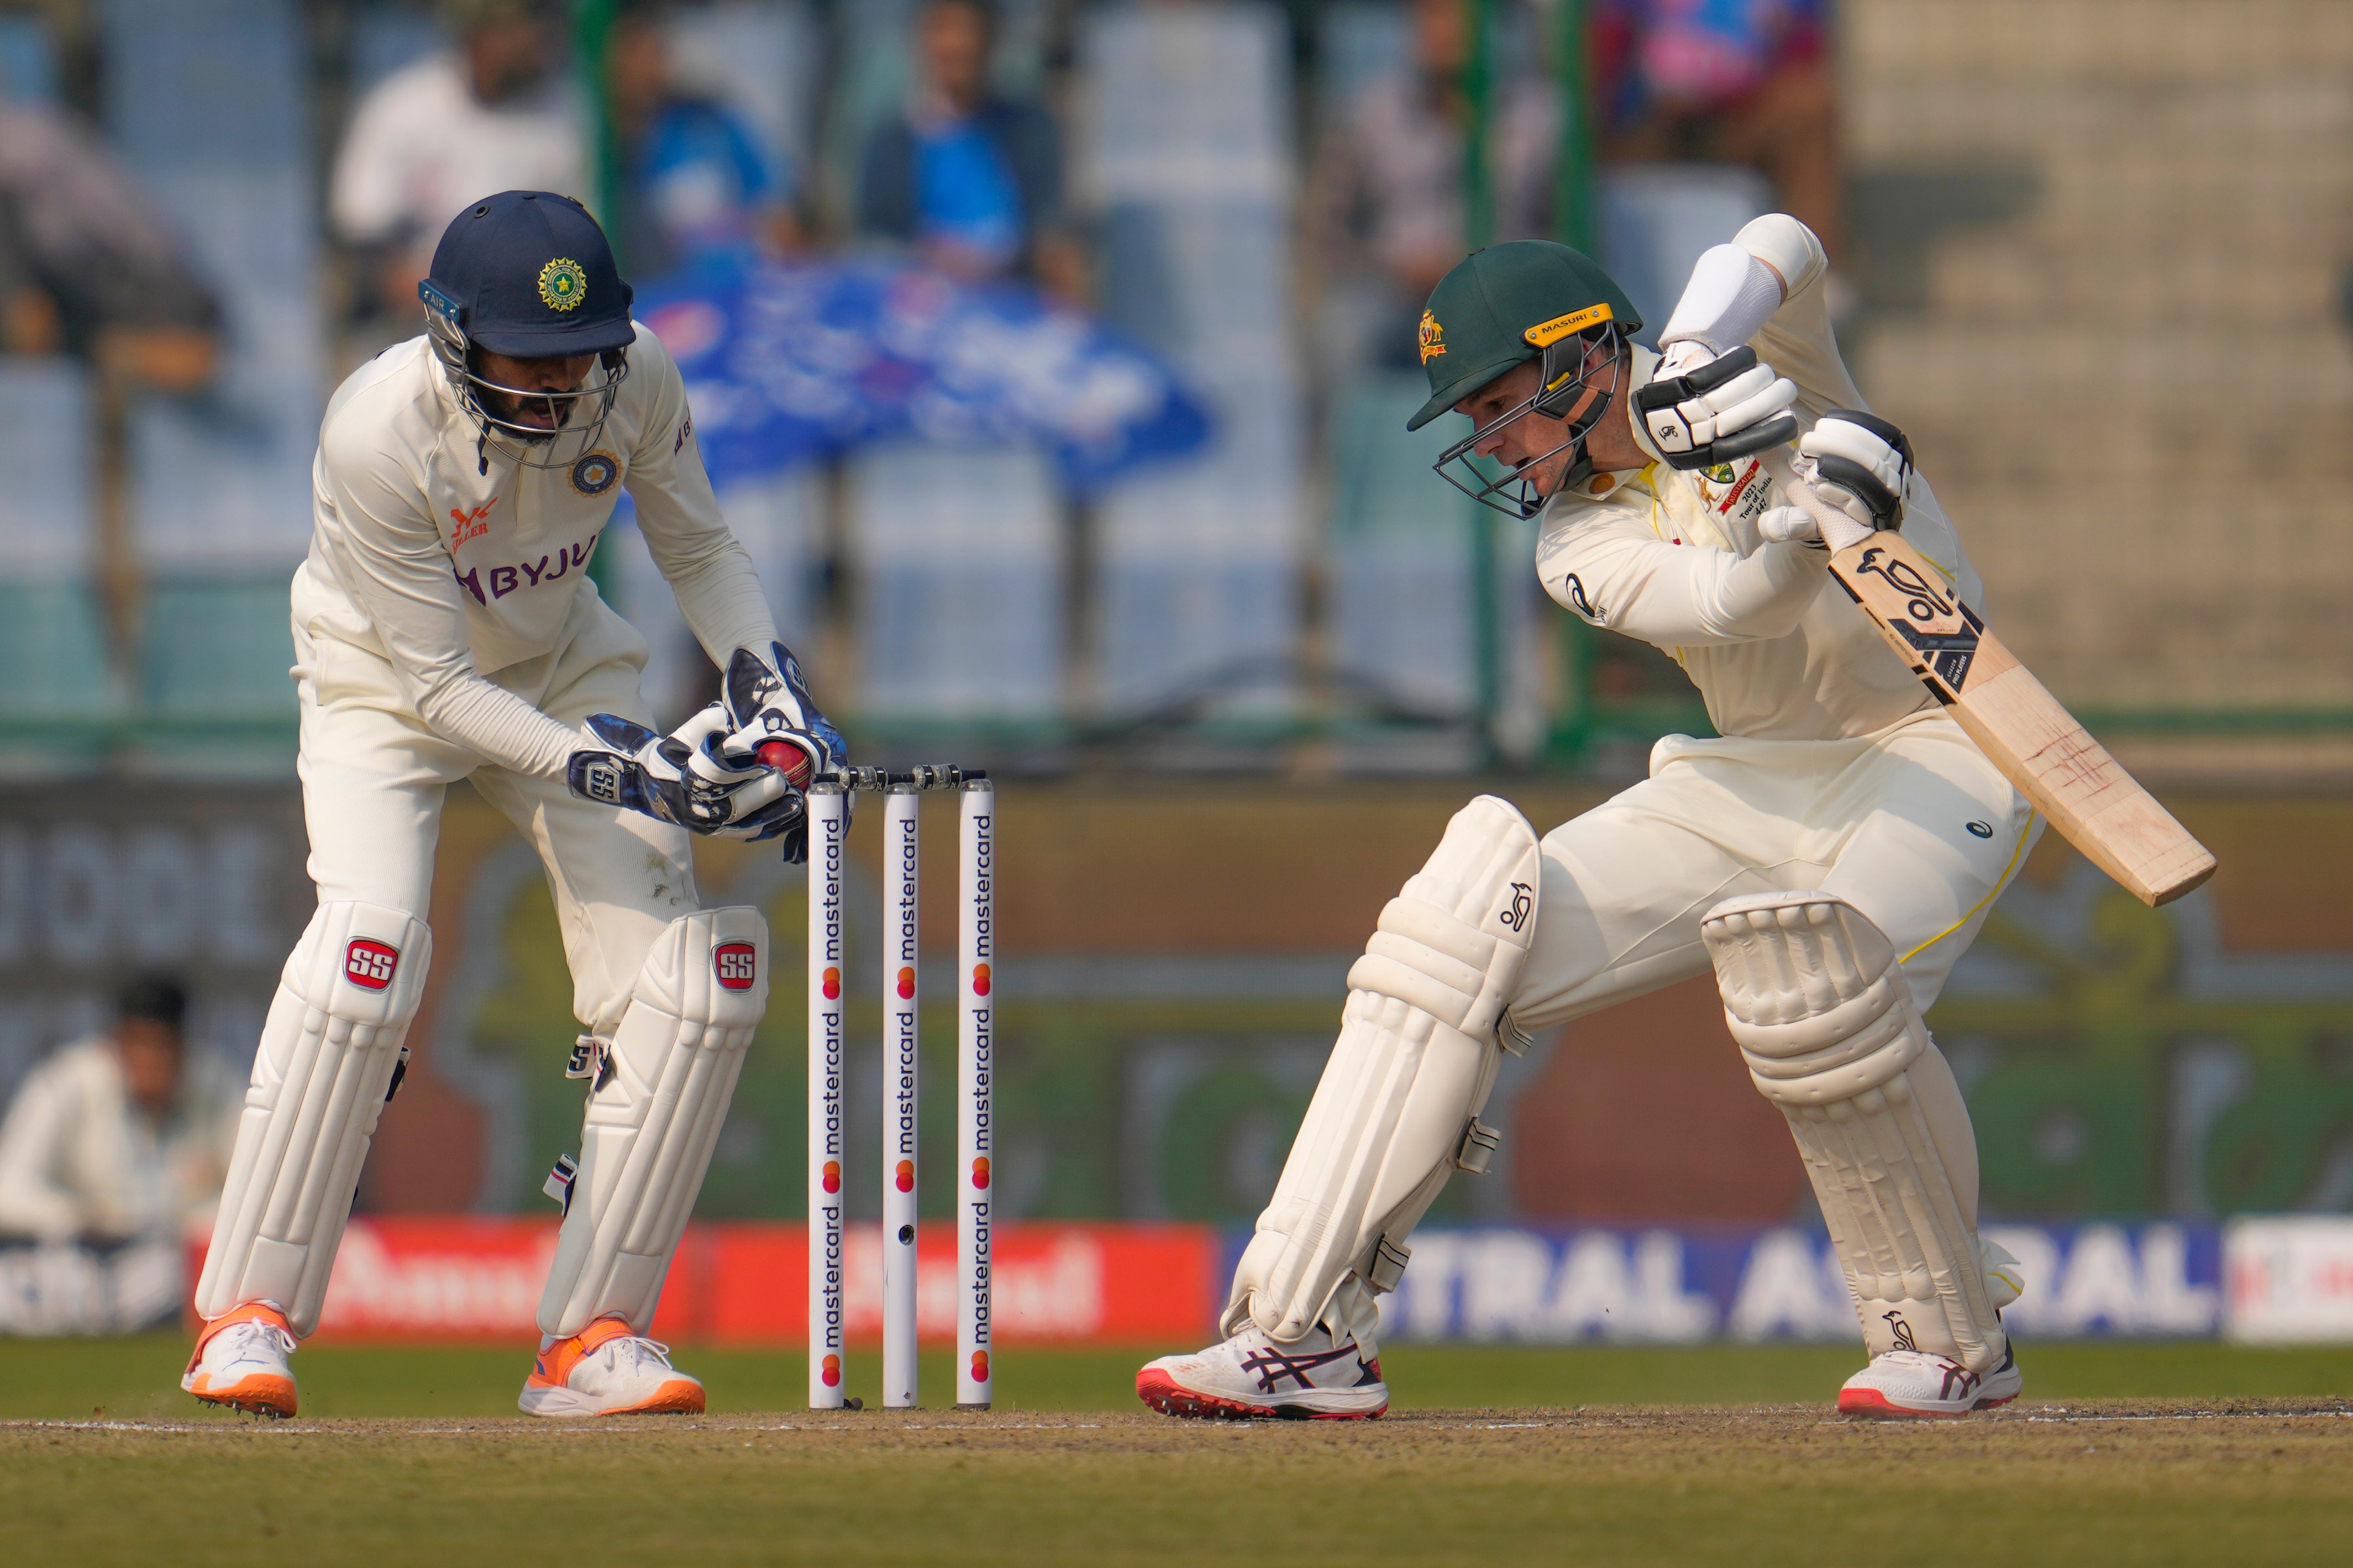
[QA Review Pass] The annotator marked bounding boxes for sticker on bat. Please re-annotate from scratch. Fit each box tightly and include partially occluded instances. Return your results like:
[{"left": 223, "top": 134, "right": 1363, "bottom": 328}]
[{"left": 1848, "top": 545, "right": 1984, "bottom": 693}]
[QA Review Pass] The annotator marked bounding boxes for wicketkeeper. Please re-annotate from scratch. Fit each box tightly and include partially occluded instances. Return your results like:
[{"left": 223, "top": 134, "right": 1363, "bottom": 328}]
[
  {"left": 182, "top": 191, "right": 844, "bottom": 1419},
  {"left": 1140, "top": 216, "right": 2037, "bottom": 1421}
]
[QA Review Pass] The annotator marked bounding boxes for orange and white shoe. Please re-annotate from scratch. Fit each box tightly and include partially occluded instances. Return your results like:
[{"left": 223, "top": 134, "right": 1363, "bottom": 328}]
[
  {"left": 1838, "top": 1345, "right": 2023, "bottom": 1419},
  {"left": 519, "top": 1317, "right": 706, "bottom": 1418},
  {"left": 181, "top": 1302, "right": 299, "bottom": 1419}
]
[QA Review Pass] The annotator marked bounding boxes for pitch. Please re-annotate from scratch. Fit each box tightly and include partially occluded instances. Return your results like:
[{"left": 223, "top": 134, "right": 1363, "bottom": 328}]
[{"left": 6, "top": 1340, "right": 2351, "bottom": 1566}]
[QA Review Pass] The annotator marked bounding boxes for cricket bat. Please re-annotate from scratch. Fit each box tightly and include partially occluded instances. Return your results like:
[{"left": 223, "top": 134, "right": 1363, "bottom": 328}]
[{"left": 1788, "top": 479, "right": 2215, "bottom": 907}]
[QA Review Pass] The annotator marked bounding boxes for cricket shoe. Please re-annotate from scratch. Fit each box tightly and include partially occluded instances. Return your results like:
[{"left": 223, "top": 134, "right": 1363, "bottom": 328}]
[
  {"left": 519, "top": 1317, "right": 706, "bottom": 1418},
  {"left": 182, "top": 1302, "right": 299, "bottom": 1419},
  {"left": 1837, "top": 1345, "right": 2023, "bottom": 1419},
  {"left": 1137, "top": 1323, "right": 1389, "bottom": 1420}
]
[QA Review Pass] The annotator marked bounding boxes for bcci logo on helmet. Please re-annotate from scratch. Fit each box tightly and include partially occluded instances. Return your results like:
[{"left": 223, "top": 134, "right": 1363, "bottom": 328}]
[
  {"left": 714, "top": 942, "right": 759, "bottom": 991},
  {"left": 345, "top": 938, "right": 401, "bottom": 991},
  {"left": 538, "top": 256, "right": 588, "bottom": 312}
]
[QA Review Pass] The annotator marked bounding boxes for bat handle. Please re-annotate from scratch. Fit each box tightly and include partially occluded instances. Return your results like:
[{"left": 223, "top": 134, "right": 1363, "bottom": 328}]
[
  {"left": 757, "top": 739, "right": 814, "bottom": 788},
  {"left": 1782, "top": 473, "right": 1842, "bottom": 535}
]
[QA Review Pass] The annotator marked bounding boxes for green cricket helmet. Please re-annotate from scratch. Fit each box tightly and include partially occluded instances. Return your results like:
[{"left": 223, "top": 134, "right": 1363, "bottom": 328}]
[{"left": 1410, "top": 241, "right": 1642, "bottom": 518}]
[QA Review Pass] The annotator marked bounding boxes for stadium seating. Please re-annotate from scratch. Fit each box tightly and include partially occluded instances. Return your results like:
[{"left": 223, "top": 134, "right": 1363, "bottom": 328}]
[
  {"left": 1078, "top": 3, "right": 1303, "bottom": 724},
  {"left": 0, "top": 361, "right": 116, "bottom": 738},
  {"left": 0, "top": 9, "right": 56, "bottom": 102},
  {"left": 104, "top": 0, "right": 319, "bottom": 749},
  {"left": 845, "top": 441, "right": 1063, "bottom": 726}
]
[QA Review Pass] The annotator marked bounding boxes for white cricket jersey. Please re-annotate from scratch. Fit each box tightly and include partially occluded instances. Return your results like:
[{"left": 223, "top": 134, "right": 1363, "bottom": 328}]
[
  {"left": 294, "top": 324, "right": 778, "bottom": 779},
  {"left": 1534, "top": 215, "right": 1982, "bottom": 743}
]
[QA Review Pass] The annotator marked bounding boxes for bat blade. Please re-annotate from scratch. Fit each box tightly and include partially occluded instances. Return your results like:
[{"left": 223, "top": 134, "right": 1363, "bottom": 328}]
[{"left": 1803, "top": 496, "right": 2214, "bottom": 906}]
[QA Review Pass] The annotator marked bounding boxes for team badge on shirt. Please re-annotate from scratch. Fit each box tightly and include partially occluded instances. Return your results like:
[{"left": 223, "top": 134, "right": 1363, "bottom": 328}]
[
  {"left": 570, "top": 449, "right": 621, "bottom": 496},
  {"left": 539, "top": 257, "right": 589, "bottom": 312}
]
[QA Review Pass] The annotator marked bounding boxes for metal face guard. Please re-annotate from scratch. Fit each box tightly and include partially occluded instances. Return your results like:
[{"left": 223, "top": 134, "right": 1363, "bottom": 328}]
[
  {"left": 1431, "top": 323, "right": 1625, "bottom": 519},
  {"left": 421, "top": 280, "right": 630, "bottom": 470}
]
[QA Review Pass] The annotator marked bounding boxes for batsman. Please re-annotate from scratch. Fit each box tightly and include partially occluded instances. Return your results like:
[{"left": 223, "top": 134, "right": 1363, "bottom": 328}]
[
  {"left": 181, "top": 191, "right": 844, "bottom": 1419},
  {"left": 1141, "top": 215, "right": 2038, "bottom": 1421}
]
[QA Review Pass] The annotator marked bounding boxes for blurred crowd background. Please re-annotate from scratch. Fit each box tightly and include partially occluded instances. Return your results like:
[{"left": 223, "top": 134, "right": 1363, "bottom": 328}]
[{"left": 3, "top": 0, "right": 2351, "bottom": 1344}]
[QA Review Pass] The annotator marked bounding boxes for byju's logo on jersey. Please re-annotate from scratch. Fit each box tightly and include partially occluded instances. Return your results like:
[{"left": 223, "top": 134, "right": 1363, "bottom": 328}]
[
  {"left": 345, "top": 938, "right": 401, "bottom": 991},
  {"left": 714, "top": 942, "right": 759, "bottom": 991},
  {"left": 453, "top": 530, "right": 598, "bottom": 604}
]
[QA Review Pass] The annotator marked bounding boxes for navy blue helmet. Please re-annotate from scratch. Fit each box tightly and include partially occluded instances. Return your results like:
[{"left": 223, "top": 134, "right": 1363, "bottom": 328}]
[{"left": 419, "top": 191, "right": 636, "bottom": 469}]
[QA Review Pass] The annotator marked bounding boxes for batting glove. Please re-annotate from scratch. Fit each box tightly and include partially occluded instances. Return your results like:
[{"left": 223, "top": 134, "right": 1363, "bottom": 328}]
[
  {"left": 1796, "top": 411, "right": 1915, "bottom": 533},
  {"left": 1631, "top": 345, "right": 1800, "bottom": 470}
]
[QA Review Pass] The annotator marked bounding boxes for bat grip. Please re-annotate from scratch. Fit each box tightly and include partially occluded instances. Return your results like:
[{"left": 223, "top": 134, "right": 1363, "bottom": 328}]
[{"left": 757, "top": 739, "right": 814, "bottom": 788}]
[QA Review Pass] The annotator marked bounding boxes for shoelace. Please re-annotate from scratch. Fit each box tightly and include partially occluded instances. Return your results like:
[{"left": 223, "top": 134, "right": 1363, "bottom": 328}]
[
  {"left": 591, "top": 1334, "right": 676, "bottom": 1377},
  {"left": 218, "top": 1322, "right": 297, "bottom": 1362}
]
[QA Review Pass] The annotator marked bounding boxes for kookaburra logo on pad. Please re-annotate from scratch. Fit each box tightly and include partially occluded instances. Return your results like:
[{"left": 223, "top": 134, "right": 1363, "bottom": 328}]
[{"left": 1499, "top": 882, "right": 1533, "bottom": 933}]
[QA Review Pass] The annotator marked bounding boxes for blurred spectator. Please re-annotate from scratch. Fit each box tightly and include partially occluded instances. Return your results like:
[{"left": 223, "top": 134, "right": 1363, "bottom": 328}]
[
  {"left": 332, "top": 0, "right": 583, "bottom": 320},
  {"left": 606, "top": 0, "right": 805, "bottom": 278},
  {"left": 1592, "top": 0, "right": 1841, "bottom": 261},
  {"left": 0, "top": 96, "right": 220, "bottom": 391},
  {"left": 0, "top": 976, "right": 238, "bottom": 1246},
  {"left": 1309, "top": 0, "right": 1559, "bottom": 372},
  {"left": 857, "top": 0, "right": 1085, "bottom": 302}
]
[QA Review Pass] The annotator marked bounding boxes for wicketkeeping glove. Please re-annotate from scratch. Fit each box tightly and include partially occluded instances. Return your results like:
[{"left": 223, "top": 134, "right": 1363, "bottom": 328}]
[
  {"left": 716, "top": 641, "right": 848, "bottom": 787},
  {"left": 567, "top": 707, "right": 807, "bottom": 842},
  {"left": 1630, "top": 345, "right": 1800, "bottom": 470}
]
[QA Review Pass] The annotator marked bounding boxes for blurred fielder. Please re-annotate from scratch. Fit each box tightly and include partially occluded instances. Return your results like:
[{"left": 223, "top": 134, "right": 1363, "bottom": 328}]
[
  {"left": 182, "top": 191, "right": 843, "bottom": 1419},
  {"left": 1141, "top": 216, "right": 2036, "bottom": 1422}
]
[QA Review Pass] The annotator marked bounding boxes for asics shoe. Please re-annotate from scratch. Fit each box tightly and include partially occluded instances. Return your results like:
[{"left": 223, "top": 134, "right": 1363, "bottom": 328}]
[
  {"left": 1838, "top": 1344, "right": 2023, "bottom": 1419},
  {"left": 1138, "top": 1323, "right": 1389, "bottom": 1420}
]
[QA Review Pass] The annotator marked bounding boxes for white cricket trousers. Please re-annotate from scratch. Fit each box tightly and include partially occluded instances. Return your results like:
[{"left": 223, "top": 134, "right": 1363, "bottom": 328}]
[
  {"left": 292, "top": 590, "right": 699, "bottom": 1036},
  {"left": 1509, "top": 709, "right": 2041, "bottom": 1030}
]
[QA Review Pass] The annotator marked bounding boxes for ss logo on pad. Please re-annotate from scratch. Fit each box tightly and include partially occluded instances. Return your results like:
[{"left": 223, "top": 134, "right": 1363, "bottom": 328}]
[
  {"left": 714, "top": 942, "right": 758, "bottom": 990},
  {"left": 345, "top": 938, "right": 401, "bottom": 990}
]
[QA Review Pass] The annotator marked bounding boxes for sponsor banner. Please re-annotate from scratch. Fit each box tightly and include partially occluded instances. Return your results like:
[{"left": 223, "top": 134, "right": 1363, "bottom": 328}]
[
  {"left": 212, "top": 1218, "right": 1217, "bottom": 1345},
  {"left": 2224, "top": 1215, "right": 2353, "bottom": 1344},
  {"left": 1312, "top": 1223, "right": 2225, "bottom": 1345}
]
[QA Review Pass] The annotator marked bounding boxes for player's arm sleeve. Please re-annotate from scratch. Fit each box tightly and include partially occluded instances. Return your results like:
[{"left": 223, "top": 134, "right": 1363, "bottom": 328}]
[
  {"left": 0, "top": 1064, "right": 87, "bottom": 1241},
  {"left": 1536, "top": 507, "right": 1831, "bottom": 647},
  {"left": 1738, "top": 214, "right": 1868, "bottom": 422},
  {"left": 316, "top": 431, "right": 586, "bottom": 779},
  {"left": 622, "top": 332, "right": 782, "bottom": 664}
]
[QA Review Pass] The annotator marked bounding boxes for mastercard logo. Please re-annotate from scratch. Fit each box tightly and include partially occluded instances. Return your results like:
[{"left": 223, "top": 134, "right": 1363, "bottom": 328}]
[
  {"left": 970, "top": 1350, "right": 989, "bottom": 1381},
  {"left": 821, "top": 1353, "right": 842, "bottom": 1387},
  {"left": 971, "top": 962, "right": 991, "bottom": 997},
  {"left": 822, "top": 966, "right": 841, "bottom": 1001},
  {"left": 971, "top": 1156, "right": 991, "bottom": 1190},
  {"left": 822, "top": 1159, "right": 841, "bottom": 1194},
  {"left": 896, "top": 966, "right": 916, "bottom": 1000},
  {"left": 895, "top": 1159, "right": 915, "bottom": 1193}
]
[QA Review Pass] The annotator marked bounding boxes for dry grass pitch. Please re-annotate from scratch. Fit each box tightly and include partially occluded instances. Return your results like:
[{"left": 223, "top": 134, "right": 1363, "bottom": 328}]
[{"left": 6, "top": 1341, "right": 2350, "bottom": 1565}]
